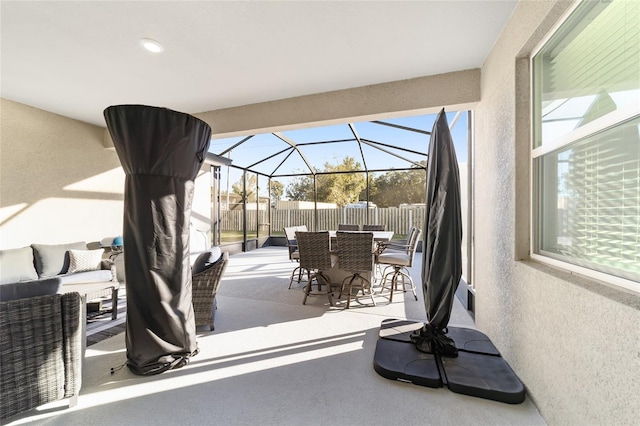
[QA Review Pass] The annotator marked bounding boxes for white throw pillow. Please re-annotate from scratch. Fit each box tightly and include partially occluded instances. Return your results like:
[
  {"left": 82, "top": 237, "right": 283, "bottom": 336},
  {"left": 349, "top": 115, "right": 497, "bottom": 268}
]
[
  {"left": 67, "top": 248, "right": 104, "bottom": 273},
  {"left": 0, "top": 246, "right": 38, "bottom": 284}
]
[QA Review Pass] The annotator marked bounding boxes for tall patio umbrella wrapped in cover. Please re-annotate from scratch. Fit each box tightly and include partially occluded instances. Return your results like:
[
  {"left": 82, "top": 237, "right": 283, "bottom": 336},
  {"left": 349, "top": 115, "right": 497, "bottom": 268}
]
[
  {"left": 413, "top": 108, "right": 463, "bottom": 357},
  {"left": 104, "top": 105, "right": 211, "bottom": 375}
]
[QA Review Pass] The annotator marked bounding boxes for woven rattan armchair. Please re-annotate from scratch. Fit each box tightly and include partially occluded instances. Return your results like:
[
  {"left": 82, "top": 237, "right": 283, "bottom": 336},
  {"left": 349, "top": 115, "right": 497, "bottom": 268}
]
[
  {"left": 192, "top": 250, "right": 229, "bottom": 331},
  {"left": 0, "top": 292, "right": 83, "bottom": 420},
  {"left": 336, "top": 231, "right": 376, "bottom": 308},
  {"left": 295, "top": 231, "right": 334, "bottom": 306}
]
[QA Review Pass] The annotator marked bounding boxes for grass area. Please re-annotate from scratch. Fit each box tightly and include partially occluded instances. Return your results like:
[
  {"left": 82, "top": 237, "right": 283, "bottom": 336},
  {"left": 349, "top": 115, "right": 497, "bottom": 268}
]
[{"left": 220, "top": 231, "right": 246, "bottom": 243}]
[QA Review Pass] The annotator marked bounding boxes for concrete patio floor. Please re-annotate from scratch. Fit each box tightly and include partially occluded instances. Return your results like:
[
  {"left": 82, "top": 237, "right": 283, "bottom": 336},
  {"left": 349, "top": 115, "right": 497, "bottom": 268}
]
[{"left": 6, "top": 246, "right": 545, "bottom": 426}]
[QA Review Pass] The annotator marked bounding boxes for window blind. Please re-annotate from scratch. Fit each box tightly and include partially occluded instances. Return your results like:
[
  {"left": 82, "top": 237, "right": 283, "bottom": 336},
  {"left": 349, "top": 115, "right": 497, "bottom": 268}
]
[
  {"left": 540, "top": 117, "right": 640, "bottom": 282},
  {"left": 533, "top": 0, "right": 640, "bottom": 287}
]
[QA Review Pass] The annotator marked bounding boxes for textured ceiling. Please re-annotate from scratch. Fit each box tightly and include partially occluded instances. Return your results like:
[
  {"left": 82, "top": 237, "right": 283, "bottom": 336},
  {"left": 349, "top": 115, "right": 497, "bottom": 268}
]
[{"left": 1, "top": 1, "right": 517, "bottom": 128}]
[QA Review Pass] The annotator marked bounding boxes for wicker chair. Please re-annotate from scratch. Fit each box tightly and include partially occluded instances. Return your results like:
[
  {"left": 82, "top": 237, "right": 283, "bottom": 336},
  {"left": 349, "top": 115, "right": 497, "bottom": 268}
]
[
  {"left": 336, "top": 231, "right": 375, "bottom": 308},
  {"left": 338, "top": 223, "right": 360, "bottom": 231},
  {"left": 192, "top": 249, "right": 229, "bottom": 331},
  {"left": 362, "top": 224, "right": 386, "bottom": 231},
  {"left": 295, "top": 231, "right": 334, "bottom": 306},
  {"left": 0, "top": 292, "right": 83, "bottom": 420},
  {"left": 376, "top": 228, "right": 422, "bottom": 302},
  {"left": 284, "top": 225, "right": 308, "bottom": 288}
]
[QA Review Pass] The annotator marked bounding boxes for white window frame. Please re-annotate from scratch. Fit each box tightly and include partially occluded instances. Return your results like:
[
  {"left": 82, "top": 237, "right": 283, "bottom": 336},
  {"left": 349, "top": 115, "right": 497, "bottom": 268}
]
[{"left": 529, "top": 0, "right": 640, "bottom": 294}]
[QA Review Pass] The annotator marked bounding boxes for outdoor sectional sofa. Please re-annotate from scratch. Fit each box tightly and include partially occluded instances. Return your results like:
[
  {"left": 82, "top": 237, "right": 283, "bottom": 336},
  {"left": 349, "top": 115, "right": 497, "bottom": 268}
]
[
  {"left": 0, "top": 242, "right": 119, "bottom": 419},
  {"left": 0, "top": 242, "right": 120, "bottom": 319},
  {"left": 0, "top": 291, "right": 84, "bottom": 420}
]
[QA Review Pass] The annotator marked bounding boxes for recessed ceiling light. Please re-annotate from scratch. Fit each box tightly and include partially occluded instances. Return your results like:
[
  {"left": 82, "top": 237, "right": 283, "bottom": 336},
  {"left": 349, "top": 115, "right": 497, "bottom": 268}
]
[{"left": 140, "top": 38, "right": 164, "bottom": 53}]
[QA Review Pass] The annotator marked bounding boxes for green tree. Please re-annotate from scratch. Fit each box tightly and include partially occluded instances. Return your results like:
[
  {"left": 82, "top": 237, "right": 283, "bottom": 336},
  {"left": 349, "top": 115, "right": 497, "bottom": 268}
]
[
  {"left": 285, "top": 157, "right": 366, "bottom": 206},
  {"left": 232, "top": 174, "right": 257, "bottom": 201},
  {"left": 358, "top": 174, "right": 378, "bottom": 205},
  {"left": 370, "top": 162, "right": 426, "bottom": 207},
  {"left": 270, "top": 180, "right": 284, "bottom": 203},
  {"left": 285, "top": 175, "right": 314, "bottom": 201},
  {"left": 318, "top": 159, "right": 366, "bottom": 206}
]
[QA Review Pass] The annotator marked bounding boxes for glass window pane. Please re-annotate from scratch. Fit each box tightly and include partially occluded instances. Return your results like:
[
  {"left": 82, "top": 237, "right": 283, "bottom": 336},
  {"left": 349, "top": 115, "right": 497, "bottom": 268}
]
[
  {"left": 533, "top": 0, "right": 640, "bottom": 147},
  {"left": 537, "top": 116, "right": 640, "bottom": 282}
]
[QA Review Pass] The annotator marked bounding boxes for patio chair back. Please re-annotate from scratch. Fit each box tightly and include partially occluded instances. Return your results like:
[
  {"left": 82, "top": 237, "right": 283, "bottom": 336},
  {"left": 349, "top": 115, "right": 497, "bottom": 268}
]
[
  {"left": 284, "top": 225, "right": 308, "bottom": 288},
  {"left": 336, "top": 231, "right": 375, "bottom": 308},
  {"left": 295, "top": 231, "right": 333, "bottom": 306},
  {"left": 362, "top": 224, "right": 386, "bottom": 231},
  {"left": 338, "top": 224, "right": 360, "bottom": 231},
  {"left": 406, "top": 228, "right": 422, "bottom": 267},
  {"left": 336, "top": 231, "right": 374, "bottom": 273},
  {"left": 376, "top": 228, "right": 421, "bottom": 303},
  {"left": 283, "top": 225, "right": 307, "bottom": 261},
  {"left": 296, "top": 231, "right": 332, "bottom": 272}
]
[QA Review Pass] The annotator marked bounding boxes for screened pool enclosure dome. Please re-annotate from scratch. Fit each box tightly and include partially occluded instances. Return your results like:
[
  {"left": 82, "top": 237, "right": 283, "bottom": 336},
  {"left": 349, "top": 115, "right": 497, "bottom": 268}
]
[{"left": 205, "top": 110, "right": 470, "bottom": 245}]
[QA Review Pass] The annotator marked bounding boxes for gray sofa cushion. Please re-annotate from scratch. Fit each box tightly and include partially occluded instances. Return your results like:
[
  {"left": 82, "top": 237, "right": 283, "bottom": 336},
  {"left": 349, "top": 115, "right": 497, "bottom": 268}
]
[
  {"left": 192, "top": 247, "right": 222, "bottom": 275},
  {"left": 0, "top": 278, "right": 62, "bottom": 302},
  {"left": 0, "top": 246, "right": 38, "bottom": 285},
  {"left": 56, "top": 269, "right": 113, "bottom": 285},
  {"left": 0, "top": 269, "right": 114, "bottom": 301},
  {"left": 32, "top": 242, "right": 87, "bottom": 278}
]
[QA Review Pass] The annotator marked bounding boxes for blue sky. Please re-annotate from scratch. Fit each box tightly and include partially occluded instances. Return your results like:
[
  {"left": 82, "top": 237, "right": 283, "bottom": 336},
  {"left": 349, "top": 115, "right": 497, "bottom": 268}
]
[{"left": 210, "top": 110, "right": 469, "bottom": 198}]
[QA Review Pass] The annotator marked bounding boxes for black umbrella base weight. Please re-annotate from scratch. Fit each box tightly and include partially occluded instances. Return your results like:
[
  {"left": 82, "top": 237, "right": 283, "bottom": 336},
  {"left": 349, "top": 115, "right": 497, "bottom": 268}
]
[
  {"left": 374, "top": 338, "right": 442, "bottom": 388},
  {"left": 374, "top": 319, "right": 526, "bottom": 404}
]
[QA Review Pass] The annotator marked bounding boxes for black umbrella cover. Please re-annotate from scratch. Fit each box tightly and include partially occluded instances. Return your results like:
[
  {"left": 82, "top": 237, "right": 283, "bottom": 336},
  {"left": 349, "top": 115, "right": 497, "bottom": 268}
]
[
  {"left": 104, "top": 105, "right": 211, "bottom": 375},
  {"left": 412, "top": 108, "right": 463, "bottom": 357}
]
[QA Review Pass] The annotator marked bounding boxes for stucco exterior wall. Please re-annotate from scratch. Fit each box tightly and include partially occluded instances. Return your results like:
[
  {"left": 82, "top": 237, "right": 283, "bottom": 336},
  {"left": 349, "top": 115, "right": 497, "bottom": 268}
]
[
  {"left": 196, "top": 69, "right": 480, "bottom": 138},
  {"left": 0, "top": 99, "right": 212, "bottom": 249},
  {"left": 0, "top": 99, "right": 125, "bottom": 247},
  {"left": 475, "top": 1, "right": 639, "bottom": 424}
]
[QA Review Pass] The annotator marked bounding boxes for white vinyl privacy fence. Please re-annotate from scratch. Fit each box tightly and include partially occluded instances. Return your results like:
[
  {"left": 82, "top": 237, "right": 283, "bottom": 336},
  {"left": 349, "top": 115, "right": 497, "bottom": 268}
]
[{"left": 221, "top": 207, "right": 426, "bottom": 238}]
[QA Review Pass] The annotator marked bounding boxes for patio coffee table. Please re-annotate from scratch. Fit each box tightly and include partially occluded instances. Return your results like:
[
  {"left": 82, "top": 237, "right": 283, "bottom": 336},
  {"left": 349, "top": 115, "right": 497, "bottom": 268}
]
[{"left": 61, "top": 282, "right": 120, "bottom": 320}]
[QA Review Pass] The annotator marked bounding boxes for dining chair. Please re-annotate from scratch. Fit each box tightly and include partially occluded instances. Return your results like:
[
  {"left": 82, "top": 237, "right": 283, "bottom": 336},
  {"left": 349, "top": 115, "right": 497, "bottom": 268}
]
[
  {"left": 192, "top": 248, "right": 229, "bottom": 330},
  {"left": 336, "top": 231, "right": 375, "bottom": 308},
  {"left": 362, "top": 224, "right": 386, "bottom": 231},
  {"left": 376, "top": 228, "right": 422, "bottom": 303},
  {"left": 373, "top": 225, "right": 416, "bottom": 279},
  {"left": 338, "top": 223, "right": 360, "bottom": 231},
  {"left": 295, "top": 231, "right": 334, "bottom": 306},
  {"left": 284, "top": 225, "right": 308, "bottom": 288},
  {"left": 384, "top": 225, "right": 417, "bottom": 248}
]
